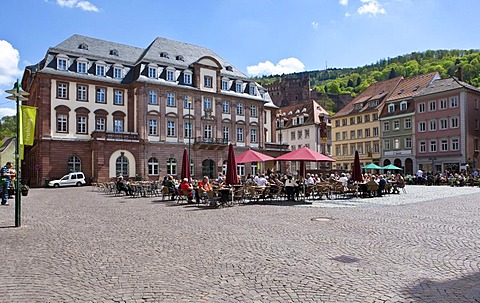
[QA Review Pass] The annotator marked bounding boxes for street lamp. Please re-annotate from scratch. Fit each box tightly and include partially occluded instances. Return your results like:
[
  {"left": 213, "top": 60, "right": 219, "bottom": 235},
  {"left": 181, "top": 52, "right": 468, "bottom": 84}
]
[
  {"left": 276, "top": 111, "right": 286, "bottom": 173},
  {"left": 5, "top": 80, "right": 29, "bottom": 227}
]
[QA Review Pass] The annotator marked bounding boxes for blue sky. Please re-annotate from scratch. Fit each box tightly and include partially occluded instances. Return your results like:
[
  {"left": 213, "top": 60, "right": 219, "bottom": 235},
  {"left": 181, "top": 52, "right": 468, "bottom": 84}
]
[{"left": 1, "top": 0, "right": 479, "bottom": 118}]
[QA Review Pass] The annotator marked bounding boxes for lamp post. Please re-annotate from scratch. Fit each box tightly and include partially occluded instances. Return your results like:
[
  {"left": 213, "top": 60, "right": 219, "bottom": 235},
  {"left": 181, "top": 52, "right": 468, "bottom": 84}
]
[
  {"left": 5, "top": 80, "right": 29, "bottom": 227},
  {"left": 187, "top": 96, "right": 193, "bottom": 178},
  {"left": 275, "top": 111, "right": 286, "bottom": 173}
]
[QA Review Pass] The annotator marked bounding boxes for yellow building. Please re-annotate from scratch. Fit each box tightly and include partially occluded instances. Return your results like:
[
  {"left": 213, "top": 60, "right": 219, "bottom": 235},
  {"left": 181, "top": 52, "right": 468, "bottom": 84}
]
[{"left": 331, "top": 77, "right": 402, "bottom": 171}]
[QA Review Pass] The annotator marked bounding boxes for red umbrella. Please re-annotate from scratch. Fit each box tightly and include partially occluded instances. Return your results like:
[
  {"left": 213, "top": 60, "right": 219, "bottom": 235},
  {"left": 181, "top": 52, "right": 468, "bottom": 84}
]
[
  {"left": 352, "top": 150, "right": 363, "bottom": 182},
  {"left": 275, "top": 147, "right": 336, "bottom": 162},
  {"left": 180, "top": 148, "right": 191, "bottom": 181},
  {"left": 236, "top": 149, "right": 274, "bottom": 163},
  {"left": 225, "top": 143, "right": 239, "bottom": 186}
]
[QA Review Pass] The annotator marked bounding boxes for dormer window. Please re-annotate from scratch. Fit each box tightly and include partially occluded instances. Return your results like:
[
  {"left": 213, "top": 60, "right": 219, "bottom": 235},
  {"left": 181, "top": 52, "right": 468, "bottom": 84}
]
[
  {"left": 236, "top": 82, "right": 243, "bottom": 93},
  {"left": 222, "top": 78, "right": 229, "bottom": 90},
  {"left": 166, "top": 68, "right": 175, "bottom": 82},
  {"left": 226, "top": 66, "right": 233, "bottom": 71},
  {"left": 57, "top": 55, "right": 68, "bottom": 71},
  {"left": 113, "top": 65, "right": 123, "bottom": 79},
  {"left": 95, "top": 62, "right": 106, "bottom": 77},
  {"left": 76, "top": 58, "right": 88, "bottom": 74},
  {"left": 176, "top": 55, "right": 184, "bottom": 61},
  {"left": 413, "top": 85, "right": 420, "bottom": 91},
  {"left": 148, "top": 66, "right": 157, "bottom": 78},
  {"left": 400, "top": 101, "right": 408, "bottom": 111},
  {"left": 354, "top": 103, "right": 363, "bottom": 110},
  {"left": 204, "top": 75, "right": 213, "bottom": 88},
  {"left": 397, "top": 89, "right": 404, "bottom": 95},
  {"left": 249, "top": 83, "right": 256, "bottom": 96},
  {"left": 388, "top": 104, "right": 395, "bottom": 113},
  {"left": 109, "top": 49, "right": 119, "bottom": 56},
  {"left": 183, "top": 70, "right": 192, "bottom": 85},
  {"left": 160, "top": 52, "right": 169, "bottom": 58},
  {"left": 78, "top": 43, "right": 88, "bottom": 50},
  {"left": 369, "top": 100, "right": 379, "bottom": 107}
]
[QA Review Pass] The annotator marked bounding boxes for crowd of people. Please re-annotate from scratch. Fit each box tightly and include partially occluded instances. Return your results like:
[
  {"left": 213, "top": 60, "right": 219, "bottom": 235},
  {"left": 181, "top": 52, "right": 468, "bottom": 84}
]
[{"left": 405, "top": 168, "right": 480, "bottom": 186}]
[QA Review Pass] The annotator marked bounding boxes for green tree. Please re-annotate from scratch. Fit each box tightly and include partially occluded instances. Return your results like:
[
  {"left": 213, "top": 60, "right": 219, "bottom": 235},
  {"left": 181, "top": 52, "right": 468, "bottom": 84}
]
[{"left": 0, "top": 116, "right": 17, "bottom": 141}]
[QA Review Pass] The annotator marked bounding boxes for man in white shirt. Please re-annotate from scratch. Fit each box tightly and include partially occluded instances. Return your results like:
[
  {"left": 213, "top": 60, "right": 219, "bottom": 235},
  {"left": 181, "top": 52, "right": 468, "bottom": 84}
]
[
  {"left": 256, "top": 174, "right": 268, "bottom": 187},
  {"left": 305, "top": 173, "right": 315, "bottom": 185}
]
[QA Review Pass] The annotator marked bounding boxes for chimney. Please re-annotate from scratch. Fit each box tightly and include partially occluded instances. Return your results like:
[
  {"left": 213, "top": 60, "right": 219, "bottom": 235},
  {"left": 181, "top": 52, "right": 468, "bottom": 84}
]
[{"left": 456, "top": 66, "right": 463, "bottom": 81}]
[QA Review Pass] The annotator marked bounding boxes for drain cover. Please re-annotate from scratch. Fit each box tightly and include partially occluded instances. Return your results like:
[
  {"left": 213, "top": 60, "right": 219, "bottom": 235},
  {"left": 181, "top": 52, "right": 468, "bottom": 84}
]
[
  {"left": 311, "top": 217, "right": 333, "bottom": 221},
  {"left": 331, "top": 255, "right": 360, "bottom": 263}
]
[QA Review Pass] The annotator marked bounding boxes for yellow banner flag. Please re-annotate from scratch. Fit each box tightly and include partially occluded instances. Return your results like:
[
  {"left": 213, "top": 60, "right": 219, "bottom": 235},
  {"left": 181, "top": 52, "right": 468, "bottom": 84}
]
[{"left": 21, "top": 106, "right": 37, "bottom": 146}]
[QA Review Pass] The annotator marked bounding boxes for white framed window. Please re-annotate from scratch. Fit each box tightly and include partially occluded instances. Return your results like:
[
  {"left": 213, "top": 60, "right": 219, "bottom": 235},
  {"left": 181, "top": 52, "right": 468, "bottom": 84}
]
[
  {"left": 250, "top": 105, "right": 257, "bottom": 117},
  {"left": 149, "top": 90, "right": 158, "bottom": 104},
  {"left": 249, "top": 84, "right": 256, "bottom": 95},
  {"left": 428, "top": 100, "right": 436, "bottom": 111},
  {"left": 236, "top": 127, "right": 244, "bottom": 142},
  {"left": 450, "top": 116, "right": 459, "bottom": 128},
  {"left": 57, "top": 83, "right": 68, "bottom": 99},
  {"left": 357, "top": 116, "right": 363, "bottom": 124},
  {"left": 364, "top": 114, "right": 370, "bottom": 122},
  {"left": 440, "top": 118, "right": 448, "bottom": 130},
  {"left": 166, "top": 69, "right": 175, "bottom": 82},
  {"left": 148, "top": 67, "right": 157, "bottom": 78},
  {"left": 96, "top": 117, "right": 105, "bottom": 131},
  {"left": 166, "top": 158, "right": 177, "bottom": 176},
  {"left": 114, "top": 119, "right": 123, "bottom": 132},
  {"left": 148, "top": 157, "right": 159, "bottom": 176},
  {"left": 350, "top": 130, "right": 355, "bottom": 139},
  {"left": 400, "top": 101, "right": 408, "bottom": 111},
  {"left": 394, "top": 138, "right": 400, "bottom": 149},
  {"left": 450, "top": 96, "right": 458, "bottom": 108},
  {"left": 204, "top": 125, "right": 212, "bottom": 139},
  {"left": 237, "top": 164, "right": 245, "bottom": 177},
  {"left": 77, "top": 85, "right": 87, "bottom": 101},
  {"left": 167, "top": 92, "right": 175, "bottom": 107},
  {"left": 439, "top": 98, "right": 448, "bottom": 109},
  {"left": 291, "top": 131, "right": 296, "bottom": 140},
  {"left": 419, "top": 141, "right": 426, "bottom": 153},
  {"left": 113, "top": 67, "right": 123, "bottom": 79},
  {"left": 203, "top": 97, "right": 212, "bottom": 110},
  {"left": 149, "top": 119, "right": 158, "bottom": 136},
  {"left": 57, "top": 114, "right": 68, "bottom": 133},
  {"left": 57, "top": 57, "right": 68, "bottom": 71},
  {"left": 184, "top": 122, "right": 192, "bottom": 138},
  {"left": 393, "top": 120, "right": 400, "bottom": 130},
  {"left": 429, "top": 140, "right": 437, "bottom": 152},
  {"left": 236, "top": 82, "right": 242, "bottom": 93},
  {"left": 383, "top": 121, "right": 390, "bottom": 132},
  {"left": 357, "top": 129, "right": 363, "bottom": 138},
  {"left": 77, "top": 116, "right": 87, "bottom": 134},
  {"left": 222, "top": 79, "right": 229, "bottom": 90},
  {"left": 167, "top": 121, "right": 175, "bottom": 137},
  {"left": 405, "top": 137, "right": 412, "bottom": 149},
  {"left": 404, "top": 118, "right": 412, "bottom": 129},
  {"left": 418, "top": 121, "right": 426, "bottom": 132},
  {"left": 418, "top": 103, "right": 425, "bottom": 113},
  {"left": 373, "top": 113, "right": 378, "bottom": 120},
  {"left": 384, "top": 139, "right": 390, "bottom": 150},
  {"left": 236, "top": 103, "right": 244, "bottom": 116},
  {"left": 441, "top": 139, "right": 448, "bottom": 151},
  {"left": 184, "top": 95, "right": 192, "bottom": 109},
  {"left": 250, "top": 129, "right": 257, "bottom": 143},
  {"left": 184, "top": 73, "right": 192, "bottom": 85},
  {"left": 204, "top": 75, "right": 213, "bottom": 88},
  {"left": 388, "top": 104, "right": 395, "bottom": 113},
  {"left": 222, "top": 100, "right": 230, "bottom": 113},
  {"left": 373, "top": 142, "right": 379, "bottom": 153},
  {"left": 114, "top": 90, "right": 123, "bottom": 105},
  {"left": 373, "top": 127, "right": 379, "bottom": 136},
  {"left": 77, "top": 61, "right": 87, "bottom": 74},
  {"left": 223, "top": 126, "right": 229, "bottom": 141},
  {"left": 365, "top": 128, "right": 371, "bottom": 137},
  {"left": 96, "top": 87, "right": 106, "bottom": 103},
  {"left": 96, "top": 64, "right": 105, "bottom": 77},
  {"left": 429, "top": 120, "right": 437, "bottom": 131},
  {"left": 451, "top": 138, "right": 459, "bottom": 151}
]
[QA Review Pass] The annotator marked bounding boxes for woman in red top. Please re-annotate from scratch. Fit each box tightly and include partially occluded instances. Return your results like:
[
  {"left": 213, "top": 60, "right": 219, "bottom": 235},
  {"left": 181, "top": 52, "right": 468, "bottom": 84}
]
[{"left": 179, "top": 178, "right": 193, "bottom": 202}]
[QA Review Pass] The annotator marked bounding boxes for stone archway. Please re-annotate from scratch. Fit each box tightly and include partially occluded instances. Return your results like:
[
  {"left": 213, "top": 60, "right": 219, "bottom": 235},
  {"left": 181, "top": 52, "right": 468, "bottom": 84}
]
[
  {"left": 405, "top": 158, "right": 413, "bottom": 175},
  {"left": 394, "top": 158, "right": 402, "bottom": 168},
  {"left": 383, "top": 159, "right": 391, "bottom": 166},
  {"left": 202, "top": 159, "right": 216, "bottom": 179}
]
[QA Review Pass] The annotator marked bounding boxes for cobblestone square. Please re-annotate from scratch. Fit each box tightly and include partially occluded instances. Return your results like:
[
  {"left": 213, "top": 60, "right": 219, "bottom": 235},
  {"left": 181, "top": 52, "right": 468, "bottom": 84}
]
[{"left": 1, "top": 186, "right": 479, "bottom": 302}]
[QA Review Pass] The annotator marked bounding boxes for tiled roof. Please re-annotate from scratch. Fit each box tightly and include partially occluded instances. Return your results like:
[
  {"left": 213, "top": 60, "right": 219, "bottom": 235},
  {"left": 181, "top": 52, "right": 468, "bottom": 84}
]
[
  {"left": 386, "top": 72, "right": 440, "bottom": 101},
  {"left": 333, "top": 76, "right": 403, "bottom": 118},
  {"left": 276, "top": 100, "right": 328, "bottom": 127},
  {"left": 415, "top": 77, "right": 480, "bottom": 96}
]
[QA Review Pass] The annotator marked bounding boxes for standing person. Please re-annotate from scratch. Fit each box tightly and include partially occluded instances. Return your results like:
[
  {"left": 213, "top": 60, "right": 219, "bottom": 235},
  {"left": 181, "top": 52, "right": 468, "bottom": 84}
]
[{"left": 1, "top": 162, "right": 13, "bottom": 205}]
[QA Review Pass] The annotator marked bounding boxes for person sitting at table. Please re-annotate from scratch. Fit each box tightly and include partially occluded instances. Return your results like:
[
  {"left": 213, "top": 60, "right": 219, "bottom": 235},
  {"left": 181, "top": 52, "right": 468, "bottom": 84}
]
[
  {"left": 162, "top": 175, "right": 177, "bottom": 200},
  {"left": 196, "top": 176, "right": 213, "bottom": 203},
  {"left": 338, "top": 173, "right": 349, "bottom": 188},
  {"left": 116, "top": 176, "right": 133, "bottom": 196},
  {"left": 377, "top": 175, "right": 387, "bottom": 196},
  {"left": 284, "top": 175, "right": 297, "bottom": 201},
  {"left": 179, "top": 178, "right": 194, "bottom": 203},
  {"left": 255, "top": 174, "right": 268, "bottom": 187}
]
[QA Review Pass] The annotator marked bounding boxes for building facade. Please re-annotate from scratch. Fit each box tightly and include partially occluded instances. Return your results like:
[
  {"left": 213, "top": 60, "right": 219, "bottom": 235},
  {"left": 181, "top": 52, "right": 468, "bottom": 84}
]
[{"left": 21, "top": 34, "right": 276, "bottom": 186}]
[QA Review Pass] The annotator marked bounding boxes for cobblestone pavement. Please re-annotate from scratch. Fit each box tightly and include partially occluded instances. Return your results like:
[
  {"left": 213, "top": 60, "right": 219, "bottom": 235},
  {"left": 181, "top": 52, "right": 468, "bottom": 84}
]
[{"left": 0, "top": 185, "right": 479, "bottom": 302}]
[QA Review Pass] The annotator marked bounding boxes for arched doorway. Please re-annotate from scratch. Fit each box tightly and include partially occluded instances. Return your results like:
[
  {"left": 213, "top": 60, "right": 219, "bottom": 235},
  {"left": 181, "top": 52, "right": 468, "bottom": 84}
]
[
  {"left": 405, "top": 158, "right": 413, "bottom": 175},
  {"left": 394, "top": 158, "right": 402, "bottom": 168},
  {"left": 202, "top": 159, "right": 216, "bottom": 179},
  {"left": 383, "top": 159, "right": 391, "bottom": 166}
]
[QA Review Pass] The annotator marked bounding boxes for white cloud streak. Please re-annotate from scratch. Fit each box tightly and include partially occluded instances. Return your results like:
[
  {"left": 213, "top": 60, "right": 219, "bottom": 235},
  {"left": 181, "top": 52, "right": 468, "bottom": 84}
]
[
  {"left": 56, "top": 0, "right": 100, "bottom": 12},
  {"left": 247, "top": 58, "right": 305, "bottom": 76},
  {"left": 357, "top": 0, "right": 386, "bottom": 16},
  {"left": 339, "top": 0, "right": 349, "bottom": 6},
  {"left": 311, "top": 21, "right": 319, "bottom": 29},
  {"left": 0, "top": 40, "right": 22, "bottom": 86},
  {"left": 0, "top": 107, "right": 16, "bottom": 119}
]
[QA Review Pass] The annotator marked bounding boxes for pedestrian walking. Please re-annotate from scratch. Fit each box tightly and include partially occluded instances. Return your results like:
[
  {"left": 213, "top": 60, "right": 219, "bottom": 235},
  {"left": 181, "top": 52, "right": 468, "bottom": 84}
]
[{"left": 1, "top": 162, "right": 13, "bottom": 205}]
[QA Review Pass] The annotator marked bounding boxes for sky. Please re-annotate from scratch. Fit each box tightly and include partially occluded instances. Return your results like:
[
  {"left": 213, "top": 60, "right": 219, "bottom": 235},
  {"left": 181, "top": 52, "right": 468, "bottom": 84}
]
[{"left": 1, "top": 0, "right": 480, "bottom": 118}]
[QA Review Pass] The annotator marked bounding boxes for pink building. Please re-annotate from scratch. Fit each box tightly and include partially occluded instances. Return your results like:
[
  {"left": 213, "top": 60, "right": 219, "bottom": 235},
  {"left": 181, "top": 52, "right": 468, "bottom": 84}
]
[{"left": 414, "top": 77, "right": 480, "bottom": 173}]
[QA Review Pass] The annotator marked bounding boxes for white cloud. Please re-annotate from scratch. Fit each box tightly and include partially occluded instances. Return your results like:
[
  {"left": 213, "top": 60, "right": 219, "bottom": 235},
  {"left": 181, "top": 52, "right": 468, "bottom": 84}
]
[
  {"left": 345, "top": 12, "right": 351, "bottom": 17},
  {"left": 56, "top": 0, "right": 99, "bottom": 12},
  {"left": 0, "top": 107, "right": 16, "bottom": 119},
  {"left": 311, "top": 21, "right": 319, "bottom": 30},
  {"left": 339, "top": 0, "right": 349, "bottom": 6},
  {"left": 0, "top": 40, "right": 22, "bottom": 87},
  {"left": 357, "top": 0, "right": 386, "bottom": 16},
  {"left": 247, "top": 58, "right": 305, "bottom": 76}
]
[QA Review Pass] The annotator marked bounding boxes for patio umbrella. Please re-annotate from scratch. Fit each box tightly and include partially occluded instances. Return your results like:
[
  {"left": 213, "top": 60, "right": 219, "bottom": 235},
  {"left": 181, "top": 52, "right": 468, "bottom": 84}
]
[
  {"left": 352, "top": 150, "right": 363, "bottom": 182},
  {"left": 382, "top": 164, "right": 403, "bottom": 170},
  {"left": 236, "top": 149, "right": 274, "bottom": 163},
  {"left": 362, "top": 163, "right": 382, "bottom": 170},
  {"left": 225, "top": 143, "right": 239, "bottom": 186},
  {"left": 180, "top": 148, "right": 191, "bottom": 182}
]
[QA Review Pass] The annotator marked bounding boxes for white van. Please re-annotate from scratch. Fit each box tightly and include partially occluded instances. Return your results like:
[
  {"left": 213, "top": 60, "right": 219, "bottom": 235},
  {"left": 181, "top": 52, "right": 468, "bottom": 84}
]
[{"left": 48, "top": 172, "right": 86, "bottom": 188}]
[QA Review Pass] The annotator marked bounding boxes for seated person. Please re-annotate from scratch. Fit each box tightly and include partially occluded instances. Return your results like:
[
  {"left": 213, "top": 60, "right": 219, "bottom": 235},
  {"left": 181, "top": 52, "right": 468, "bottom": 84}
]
[
  {"left": 255, "top": 174, "right": 268, "bottom": 187},
  {"left": 116, "top": 176, "right": 133, "bottom": 196},
  {"left": 179, "top": 178, "right": 194, "bottom": 202},
  {"left": 377, "top": 175, "right": 387, "bottom": 196},
  {"left": 162, "top": 175, "right": 177, "bottom": 200},
  {"left": 196, "top": 176, "right": 213, "bottom": 203},
  {"left": 284, "top": 175, "right": 297, "bottom": 201}
]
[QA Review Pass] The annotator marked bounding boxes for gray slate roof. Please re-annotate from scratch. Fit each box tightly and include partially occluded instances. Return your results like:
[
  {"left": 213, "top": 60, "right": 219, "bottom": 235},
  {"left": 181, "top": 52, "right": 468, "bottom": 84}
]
[{"left": 415, "top": 77, "right": 480, "bottom": 96}]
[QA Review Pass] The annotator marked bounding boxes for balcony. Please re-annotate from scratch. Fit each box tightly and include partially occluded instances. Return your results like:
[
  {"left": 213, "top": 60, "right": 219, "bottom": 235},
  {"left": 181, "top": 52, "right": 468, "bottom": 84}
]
[
  {"left": 91, "top": 131, "right": 139, "bottom": 142},
  {"left": 193, "top": 137, "right": 228, "bottom": 151}
]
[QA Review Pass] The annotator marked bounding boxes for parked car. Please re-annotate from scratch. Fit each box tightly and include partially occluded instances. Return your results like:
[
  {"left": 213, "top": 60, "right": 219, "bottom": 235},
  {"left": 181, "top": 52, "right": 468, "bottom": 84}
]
[{"left": 48, "top": 172, "right": 86, "bottom": 188}]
